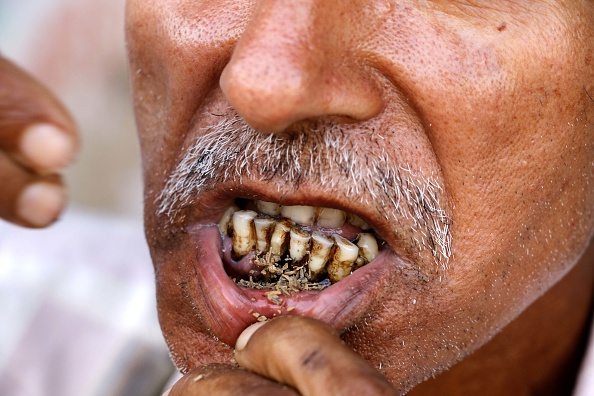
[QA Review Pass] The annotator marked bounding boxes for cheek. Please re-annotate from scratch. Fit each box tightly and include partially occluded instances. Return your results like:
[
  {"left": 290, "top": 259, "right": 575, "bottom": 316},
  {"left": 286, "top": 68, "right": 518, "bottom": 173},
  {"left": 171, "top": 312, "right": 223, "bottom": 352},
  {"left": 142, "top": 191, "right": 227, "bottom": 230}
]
[
  {"left": 406, "top": 10, "right": 594, "bottom": 285},
  {"left": 126, "top": 0, "right": 252, "bottom": 193},
  {"left": 348, "top": 6, "right": 594, "bottom": 386}
]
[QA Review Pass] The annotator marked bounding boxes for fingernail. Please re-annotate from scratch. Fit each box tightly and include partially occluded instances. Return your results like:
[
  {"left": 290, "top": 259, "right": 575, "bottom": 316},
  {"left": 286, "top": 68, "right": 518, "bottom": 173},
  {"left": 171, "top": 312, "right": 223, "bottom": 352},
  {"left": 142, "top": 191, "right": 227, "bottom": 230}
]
[
  {"left": 16, "top": 182, "right": 65, "bottom": 227},
  {"left": 20, "top": 123, "right": 75, "bottom": 171},
  {"left": 235, "top": 321, "right": 267, "bottom": 351}
]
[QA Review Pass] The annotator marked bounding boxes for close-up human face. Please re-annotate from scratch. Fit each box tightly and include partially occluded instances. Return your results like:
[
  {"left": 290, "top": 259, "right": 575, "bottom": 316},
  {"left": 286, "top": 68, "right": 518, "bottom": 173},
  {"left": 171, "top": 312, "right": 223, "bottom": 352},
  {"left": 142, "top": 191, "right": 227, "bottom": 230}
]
[{"left": 126, "top": 0, "right": 594, "bottom": 392}]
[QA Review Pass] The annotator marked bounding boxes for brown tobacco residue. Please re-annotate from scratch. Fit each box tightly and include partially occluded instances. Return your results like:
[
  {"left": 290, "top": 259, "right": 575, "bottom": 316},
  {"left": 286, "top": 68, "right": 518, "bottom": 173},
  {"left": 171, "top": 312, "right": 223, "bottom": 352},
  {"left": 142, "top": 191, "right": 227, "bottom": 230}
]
[{"left": 234, "top": 252, "right": 331, "bottom": 295}]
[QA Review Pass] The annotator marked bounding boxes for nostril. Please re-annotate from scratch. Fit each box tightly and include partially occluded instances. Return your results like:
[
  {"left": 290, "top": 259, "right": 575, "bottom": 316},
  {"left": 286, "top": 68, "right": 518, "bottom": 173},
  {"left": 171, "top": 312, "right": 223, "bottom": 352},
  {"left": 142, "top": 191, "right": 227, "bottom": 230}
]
[{"left": 219, "top": 35, "right": 383, "bottom": 133}]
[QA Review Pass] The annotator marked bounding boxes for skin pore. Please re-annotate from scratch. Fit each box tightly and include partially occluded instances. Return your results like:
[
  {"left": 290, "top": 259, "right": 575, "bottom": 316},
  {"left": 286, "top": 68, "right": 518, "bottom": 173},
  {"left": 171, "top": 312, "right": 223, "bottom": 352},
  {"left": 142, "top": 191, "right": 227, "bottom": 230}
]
[{"left": 126, "top": 0, "right": 594, "bottom": 394}]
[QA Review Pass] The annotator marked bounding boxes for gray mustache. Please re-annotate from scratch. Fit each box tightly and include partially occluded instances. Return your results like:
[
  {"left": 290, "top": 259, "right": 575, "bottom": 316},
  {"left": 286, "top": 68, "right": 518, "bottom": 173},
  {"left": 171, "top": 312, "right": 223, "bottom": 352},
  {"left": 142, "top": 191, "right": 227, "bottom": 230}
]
[{"left": 157, "top": 111, "right": 452, "bottom": 272}]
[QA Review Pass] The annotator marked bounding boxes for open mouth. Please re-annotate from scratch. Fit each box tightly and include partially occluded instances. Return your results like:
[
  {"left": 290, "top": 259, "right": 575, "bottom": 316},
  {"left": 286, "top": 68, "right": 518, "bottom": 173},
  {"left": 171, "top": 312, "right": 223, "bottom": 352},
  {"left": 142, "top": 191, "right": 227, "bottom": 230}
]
[
  {"left": 219, "top": 199, "right": 387, "bottom": 293},
  {"left": 178, "top": 191, "right": 403, "bottom": 345}
]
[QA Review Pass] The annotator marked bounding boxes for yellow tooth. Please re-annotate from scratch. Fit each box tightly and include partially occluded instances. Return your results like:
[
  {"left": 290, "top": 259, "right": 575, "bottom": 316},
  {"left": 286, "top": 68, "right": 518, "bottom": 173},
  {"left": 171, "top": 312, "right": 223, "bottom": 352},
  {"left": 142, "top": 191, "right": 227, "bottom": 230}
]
[
  {"left": 232, "top": 210, "right": 257, "bottom": 256},
  {"left": 289, "top": 228, "right": 311, "bottom": 263},
  {"left": 308, "top": 232, "right": 334, "bottom": 280},
  {"left": 316, "top": 208, "right": 346, "bottom": 228},
  {"left": 256, "top": 200, "right": 282, "bottom": 216},
  {"left": 347, "top": 213, "right": 371, "bottom": 230},
  {"left": 270, "top": 219, "right": 293, "bottom": 256},
  {"left": 218, "top": 205, "right": 239, "bottom": 237},
  {"left": 327, "top": 234, "right": 359, "bottom": 283},
  {"left": 281, "top": 205, "right": 315, "bottom": 226},
  {"left": 254, "top": 218, "right": 275, "bottom": 254},
  {"left": 354, "top": 256, "right": 366, "bottom": 270},
  {"left": 356, "top": 233, "right": 378, "bottom": 263}
]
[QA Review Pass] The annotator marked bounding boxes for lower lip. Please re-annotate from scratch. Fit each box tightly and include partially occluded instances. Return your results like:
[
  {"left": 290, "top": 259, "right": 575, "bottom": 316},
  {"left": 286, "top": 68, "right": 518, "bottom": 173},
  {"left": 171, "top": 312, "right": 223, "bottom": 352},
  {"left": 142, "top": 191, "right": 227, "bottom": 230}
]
[{"left": 190, "top": 225, "right": 400, "bottom": 345}]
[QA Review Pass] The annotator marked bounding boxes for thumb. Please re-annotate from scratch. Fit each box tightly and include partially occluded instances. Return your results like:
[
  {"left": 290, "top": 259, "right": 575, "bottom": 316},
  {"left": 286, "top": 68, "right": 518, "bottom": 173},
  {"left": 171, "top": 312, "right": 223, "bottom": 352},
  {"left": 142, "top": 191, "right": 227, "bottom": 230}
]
[{"left": 235, "top": 316, "right": 397, "bottom": 396}]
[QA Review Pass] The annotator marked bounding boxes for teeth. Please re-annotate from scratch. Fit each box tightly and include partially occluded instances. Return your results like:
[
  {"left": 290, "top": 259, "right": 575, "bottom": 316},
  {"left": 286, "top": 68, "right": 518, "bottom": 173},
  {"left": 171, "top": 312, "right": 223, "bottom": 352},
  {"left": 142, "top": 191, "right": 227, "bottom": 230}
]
[
  {"left": 254, "top": 218, "right": 275, "bottom": 254},
  {"left": 315, "top": 208, "right": 346, "bottom": 228},
  {"left": 289, "top": 228, "right": 311, "bottom": 263},
  {"left": 219, "top": 205, "right": 239, "bottom": 237},
  {"left": 356, "top": 233, "right": 378, "bottom": 263},
  {"left": 281, "top": 205, "right": 315, "bottom": 226},
  {"left": 232, "top": 210, "right": 257, "bottom": 256},
  {"left": 270, "top": 219, "right": 293, "bottom": 256},
  {"left": 327, "top": 235, "right": 359, "bottom": 283},
  {"left": 347, "top": 214, "right": 371, "bottom": 230},
  {"left": 223, "top": 201, "right": 382, "bottom": 286},
  {"left": 354, "top": 256, "right": 366, "bottom": 270},
  {"left": 256, "top": 200, "right": 282, "bottom": 216},
  {"left": 308, "top": 232, "right": 334, "bottom": 280}
]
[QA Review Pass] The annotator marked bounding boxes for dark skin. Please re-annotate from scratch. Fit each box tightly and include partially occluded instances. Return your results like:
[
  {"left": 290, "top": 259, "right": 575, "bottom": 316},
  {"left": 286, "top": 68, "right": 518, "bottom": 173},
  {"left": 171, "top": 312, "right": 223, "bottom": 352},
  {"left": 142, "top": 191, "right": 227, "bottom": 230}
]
[
  {"left": 163, "top": 246, "right": 594, "bottom": 396},
  {"left": 127, "top": 0, "right": 594, "bottom": 394},
  {"left": 3, "top": 0, "right": 594, "bottom": 394}
]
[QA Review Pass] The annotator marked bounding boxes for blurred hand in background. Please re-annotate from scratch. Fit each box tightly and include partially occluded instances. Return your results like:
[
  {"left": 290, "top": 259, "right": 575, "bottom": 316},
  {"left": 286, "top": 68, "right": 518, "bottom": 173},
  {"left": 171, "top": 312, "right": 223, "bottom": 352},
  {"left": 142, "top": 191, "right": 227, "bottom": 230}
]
[{"left": 0, "top": 56, "right": 78, "bottom": 227}]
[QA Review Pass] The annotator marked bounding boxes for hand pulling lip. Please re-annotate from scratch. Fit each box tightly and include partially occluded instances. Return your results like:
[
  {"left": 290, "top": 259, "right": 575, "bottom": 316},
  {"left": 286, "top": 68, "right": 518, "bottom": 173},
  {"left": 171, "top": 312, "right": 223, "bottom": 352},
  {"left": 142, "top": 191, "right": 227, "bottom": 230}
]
[{"left": 190, "top": 225, "right": 400, "bottom": 345}]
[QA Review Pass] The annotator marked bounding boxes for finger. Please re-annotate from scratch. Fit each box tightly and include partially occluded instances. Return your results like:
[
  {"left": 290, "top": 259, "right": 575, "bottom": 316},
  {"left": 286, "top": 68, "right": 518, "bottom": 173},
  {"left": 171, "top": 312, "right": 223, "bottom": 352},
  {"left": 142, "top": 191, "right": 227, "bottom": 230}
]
[
  {"left": 0, "top": 56, "right": 78, "bottom": 173},
  {"left": 0, "top": 150, "right": 65, "bottom": 227},
  {"left": 167, "top": 364, "right": 300, "bottom": 396},
  {"left": 235, "top": 316, "right": 397, "bottom": 396}
]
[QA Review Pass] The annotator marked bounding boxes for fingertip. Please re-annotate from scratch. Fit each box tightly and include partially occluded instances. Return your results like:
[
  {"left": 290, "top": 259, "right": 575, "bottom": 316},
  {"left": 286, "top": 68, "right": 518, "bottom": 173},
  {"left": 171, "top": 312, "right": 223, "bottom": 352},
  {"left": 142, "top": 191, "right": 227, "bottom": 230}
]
[
  {"left": 16, "top": 182, "right": 65, "bottom": 227},
  {"left": 235, "top": 321, "right": 268, "bottom": 352},
  {"left": 20, "top": 123, "right": 76, "bottom": 172}
]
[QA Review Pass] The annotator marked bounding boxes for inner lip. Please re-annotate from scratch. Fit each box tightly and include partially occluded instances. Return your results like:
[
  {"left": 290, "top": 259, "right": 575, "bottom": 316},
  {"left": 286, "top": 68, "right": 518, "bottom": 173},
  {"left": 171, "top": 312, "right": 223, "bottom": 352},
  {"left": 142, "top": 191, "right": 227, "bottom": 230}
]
[
  {"left": 188, "top": 223, "right": 399, "bottom": 345},
  {"left": 177, "top": 185, "right": 408, "bottom": 345},
  {"left": 218, "top": 198, "right": 388, "bottom": 293}
]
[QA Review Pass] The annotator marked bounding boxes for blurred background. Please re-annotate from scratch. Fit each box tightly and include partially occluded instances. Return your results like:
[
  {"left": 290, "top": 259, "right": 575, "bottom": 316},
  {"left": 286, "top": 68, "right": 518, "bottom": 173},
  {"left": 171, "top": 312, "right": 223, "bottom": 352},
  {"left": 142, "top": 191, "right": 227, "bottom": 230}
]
[
  {"left": 0, "top": 1, "right": 175, "bottom": 395},
  {"left": 0, "top": 0, "right": 143, "bottom": 220}
]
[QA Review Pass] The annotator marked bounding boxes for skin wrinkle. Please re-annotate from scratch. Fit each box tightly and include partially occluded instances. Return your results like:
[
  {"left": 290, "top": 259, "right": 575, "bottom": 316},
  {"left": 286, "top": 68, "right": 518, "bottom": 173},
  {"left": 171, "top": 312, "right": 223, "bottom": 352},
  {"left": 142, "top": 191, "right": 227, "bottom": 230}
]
[
  {"left": 126, "top": 0, "right": 594, "bottom": 393},
  {"left": 157, "top": 110, "right": 452, "bottom": 272}
]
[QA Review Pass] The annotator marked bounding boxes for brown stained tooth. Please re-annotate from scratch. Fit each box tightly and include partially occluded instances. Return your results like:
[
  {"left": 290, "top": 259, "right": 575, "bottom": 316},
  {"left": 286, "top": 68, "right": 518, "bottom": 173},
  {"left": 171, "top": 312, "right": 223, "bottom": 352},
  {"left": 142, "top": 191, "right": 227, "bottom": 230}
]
[
  {"left": 232, "top": 210, "right": 257, "bottom": 256},
  {"left": 327, "top": 234, "right": 359, "bottom": 283},
  {"left": 256, "top": 200, "right": 282, "bottom": 216},
  {"left": 289, "top": 228, "right": 311, "bottom": 263},
  {"left": 270, "top": 219, "right": 293, "bottom": 257},
  {"left": 347, "top": 213, "right": 371, "bottom": 230},
  {"left": 315, "top": 207, "right": 346, "bottom": 228},
  {"left": 218, "top": 205, "right": 239, "bottom": 237},
  {"left": 354, "top": 256, "right": 366, "bottom": 270},
  {"left": 308, "top": 232, "right": 334, "bottom": 280},
  {"left": 356, "top": 233, "right": 379, "bottom": 263},
  {"left": 254, "top": 218, "right": 275, "bottom": 254}
]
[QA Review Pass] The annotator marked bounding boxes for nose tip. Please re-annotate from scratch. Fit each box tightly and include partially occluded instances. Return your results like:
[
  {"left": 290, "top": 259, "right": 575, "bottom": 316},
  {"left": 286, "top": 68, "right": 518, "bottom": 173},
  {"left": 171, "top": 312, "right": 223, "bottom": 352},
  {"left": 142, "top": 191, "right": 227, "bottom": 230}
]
[
  {"left": 219, "top": 3, "right": 384, "bottom": 134},
  {"left": 221, "top": 50, "right": 384, "bottom": 133},
  {"left": 220, "top": 55, "right": 317, "bottom": 133}
]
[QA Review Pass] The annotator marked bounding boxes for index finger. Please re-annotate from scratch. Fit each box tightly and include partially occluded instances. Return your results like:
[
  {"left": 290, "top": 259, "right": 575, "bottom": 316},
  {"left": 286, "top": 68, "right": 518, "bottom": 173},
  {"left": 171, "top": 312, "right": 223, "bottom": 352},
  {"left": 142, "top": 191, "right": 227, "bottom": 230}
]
[{"left": 235, "top": 316, "right": 397, "bottom": 396}]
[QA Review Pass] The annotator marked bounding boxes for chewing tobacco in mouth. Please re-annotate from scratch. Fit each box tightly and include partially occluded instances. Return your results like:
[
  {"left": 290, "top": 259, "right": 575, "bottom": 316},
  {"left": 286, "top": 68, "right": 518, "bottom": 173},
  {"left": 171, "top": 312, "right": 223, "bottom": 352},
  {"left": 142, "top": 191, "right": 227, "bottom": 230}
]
[{"left": 221, "top": 200, "right": 382, "bottom": 291}]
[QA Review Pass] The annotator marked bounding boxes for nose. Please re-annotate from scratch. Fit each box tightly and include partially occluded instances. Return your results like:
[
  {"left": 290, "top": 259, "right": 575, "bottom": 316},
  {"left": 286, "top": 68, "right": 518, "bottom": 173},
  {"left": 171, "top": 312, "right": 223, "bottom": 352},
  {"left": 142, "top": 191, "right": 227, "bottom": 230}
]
[{"left": 220, "top": 0, "right": 384, "bottom": 133}]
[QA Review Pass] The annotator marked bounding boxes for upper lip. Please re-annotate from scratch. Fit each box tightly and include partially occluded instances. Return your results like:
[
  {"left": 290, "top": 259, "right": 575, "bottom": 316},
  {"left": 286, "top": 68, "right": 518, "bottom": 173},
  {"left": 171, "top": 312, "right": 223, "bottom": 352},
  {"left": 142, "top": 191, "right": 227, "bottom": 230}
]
[
  {"left": 181, "top": 178, "right": 407, "bottom": 260},
  {"left": 171, "top": 178, "right": 411, "bottom": 345}
]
